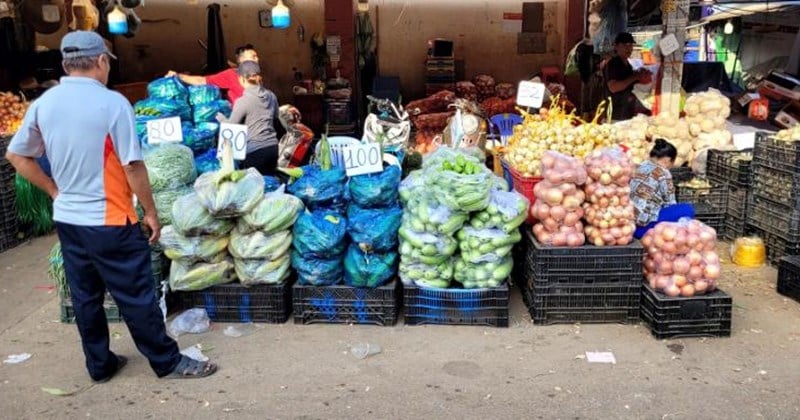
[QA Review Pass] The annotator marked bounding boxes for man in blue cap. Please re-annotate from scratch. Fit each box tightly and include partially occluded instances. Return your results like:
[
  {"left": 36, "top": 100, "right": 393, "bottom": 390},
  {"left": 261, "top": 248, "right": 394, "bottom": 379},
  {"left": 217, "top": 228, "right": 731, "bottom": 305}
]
[{"left": 5, "top": 31, "right": 217, "bottom": 382}]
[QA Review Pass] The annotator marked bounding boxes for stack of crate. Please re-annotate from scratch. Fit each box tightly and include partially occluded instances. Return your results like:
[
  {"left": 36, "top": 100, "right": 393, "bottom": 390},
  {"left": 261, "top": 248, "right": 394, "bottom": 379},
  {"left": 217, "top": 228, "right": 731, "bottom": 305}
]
[
  {"left": 675, "top": 180, "right": 727, "bottom": 234},
  {"left": 425, "top": 58, "right": 455, "bottom": 95},
  {"left": 747, "top": 133, "right": 800, "bottom": 266},
  {"left": 0, "top": 136, "right": 19, "bottom": 254},
  {"left": 705, "top": 149, "right": 753, "bottom": 240}
]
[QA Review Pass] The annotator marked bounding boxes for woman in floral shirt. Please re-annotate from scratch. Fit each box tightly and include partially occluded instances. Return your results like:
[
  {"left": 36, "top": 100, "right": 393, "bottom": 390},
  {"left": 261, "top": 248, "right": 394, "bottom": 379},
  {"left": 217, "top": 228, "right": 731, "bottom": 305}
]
[{"left": 630, "top": 139, "right": 695, "bottom": 238}]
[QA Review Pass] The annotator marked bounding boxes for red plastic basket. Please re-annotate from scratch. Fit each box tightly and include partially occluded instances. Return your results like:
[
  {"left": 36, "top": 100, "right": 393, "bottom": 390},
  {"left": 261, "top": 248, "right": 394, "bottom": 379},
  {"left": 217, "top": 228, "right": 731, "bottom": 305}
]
[{"left": 501, "top": 158, "right": 542, "bottom": 224}]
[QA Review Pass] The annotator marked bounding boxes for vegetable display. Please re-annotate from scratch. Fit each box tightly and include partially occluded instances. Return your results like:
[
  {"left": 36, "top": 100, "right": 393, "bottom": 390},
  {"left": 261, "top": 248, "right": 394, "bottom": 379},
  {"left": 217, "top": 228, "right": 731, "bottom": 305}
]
[
  {"left": 169, "top": 257, "right": 235, "bottom": 291},
  {"left": 153, "top": 185, "right": 193, "bottom": 226},
  {"left": 143, "top": 144, "right": 197, "bottom": 193},
  {"left": 237, "top": 189, "right": 304, "bottom": 235},
  {"left": 171, "top": 193, "right": 235, "bottom": 237},
  {"left": 285, "top": 165, "right": 347, "bottom": 210},
  {"left": 0, "top": 91, "right": 29, "bottom": 136},
  {"left": 425, "top": 149, "right": 492, "bottom": 212},
  {"left": 612, "top": 115, "right": 651, "bottom": 164},
  {"left": 646, "top": 112, "right": 692, "bottom": 167},
  {"left": 291, "top": 251, "right": 343, "bottom": 286},
  {"left": 228, "top": 229, "right": 292, "bottom": 260},
  {"left": 343, "top": 245, "right": 398, "bottom": 288},
  {"left": 194, "top": 168, "right": 265, "bottom": 218},
  {"left": 159, "top": 225, "right": 229, "bottom": 264},
  {"left": 234, "top": 253, "right": 291, "bottom": 285},
  {"left": 453, "top": 256, "right": 512, "bottom": 289},
  {"left": 582, "top": 147, "right": 636, "bottom": 246},
  {"left": 468, "top": 189, "right": 529, "bottom": 233},
  {"left": 399, "top": 259, "right": 454, "bottom": 289},
  {"left": 642, "top": 218, "right": 721, "bottom": 297},
  {"left": 347, "top": 205, "right": 402, "bottom": 253},
  {"left": 530, "top": 152, "right": 587, "bottom": 247},
  {"left": 348, "top": 164, "right": 401, "bottom": 208}
]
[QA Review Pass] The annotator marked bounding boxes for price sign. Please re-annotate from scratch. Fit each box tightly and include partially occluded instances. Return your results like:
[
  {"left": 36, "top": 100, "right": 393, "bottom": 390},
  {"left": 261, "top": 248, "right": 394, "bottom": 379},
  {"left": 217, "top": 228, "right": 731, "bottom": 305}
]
[
  {"left": 343, "top": 143, "right": 383, "bottom": 177},
  {"left": 658, "top": 34, "right": 679, "bottom": 57},
  {"left": 217, "top": 123, "right": 248, "bottom": 161},
  {"left": 146, "top": 117, "right": 182, "bottom": 144},
  {"left": 516, "top": 81, "right": 546, "bottom": 108}
]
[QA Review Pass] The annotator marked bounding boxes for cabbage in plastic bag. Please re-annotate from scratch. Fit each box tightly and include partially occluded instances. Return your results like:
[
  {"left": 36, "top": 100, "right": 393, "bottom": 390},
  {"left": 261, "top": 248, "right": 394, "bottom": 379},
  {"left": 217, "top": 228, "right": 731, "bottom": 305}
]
[
  {"left": 469, "top": 189, "right": 530, "bottom": 233},
  {"left": 169, "top": 257, "right": 235, "bottom": 291},
  {"left": 343, "top": 244, "right": 397, "bottom": 288},
  {"left": 398, "top": 225, "right": 457, "bottom": 265},
  {"left": 398, "top": 258, "right": 453, "bottom": 288},
  {"left": 237, "top": 189, "right": 304, "bottom": 234},
  {"left": 292, "top": 210, "right": 347, "bottom": 258},
  {"left": 147, "top": 76, "right": 189, "bottom": 101},
  {"left": 349, "top": 165, "right": 401, "bottom": 208},
  {"left": 159, "top": 225, "right": 230, "bottom": 264},
  {"left": 456, "top": 227, "right": 521, "bottom": 263},
  {"left": 403, "top": 194, "right": 468, "bottom": 235},
  {"left": 194, "top": 168, "right": 264, "bottom": 218},
  {"left": 193, "top": 100, "right": 232, "bottom": 124},
  {"left": 144, "top": 144, "right": 197, "bottom": 192},
  {"left": 453, "top": 255, "right": 512, "bottom": 289},
  {"left": 286, "top": 165, "right": 347, "bottom": 209},
  {"left": 229, "top": 229, "right": 292, "bottom": 260},
  {"left": 291, "top": 250, "right": 343, "bottom": 286},
  {"left": 347, "top": 204, "right": 402, "bottom": 253},
  {"left": 171, "top": 193, "right": 235, "bottom": 237},
  {"left": 153, "top": 185, "right": 193, "bottom": 226},
  {"left": 234, "top": 253, "right": 291, "bottom": 285},
  {"left": 188, "top": 85, "right": 221, "bottom": 106}
]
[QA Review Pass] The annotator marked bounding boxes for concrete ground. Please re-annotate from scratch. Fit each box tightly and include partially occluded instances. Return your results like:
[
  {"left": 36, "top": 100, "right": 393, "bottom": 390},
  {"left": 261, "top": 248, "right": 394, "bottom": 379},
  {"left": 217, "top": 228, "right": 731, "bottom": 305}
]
[{"left": 1, "top": 234, "right": 800, "bottom": 420}]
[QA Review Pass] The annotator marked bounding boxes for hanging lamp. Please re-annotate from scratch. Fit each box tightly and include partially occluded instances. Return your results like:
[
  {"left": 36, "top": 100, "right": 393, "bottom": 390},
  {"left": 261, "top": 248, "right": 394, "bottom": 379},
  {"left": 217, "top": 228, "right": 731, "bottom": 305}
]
[
  {"left": 108, "top": 5, "right": 128, "bottom": 34},
  {"left": 272, "top": 0, "right": 290, "bottom": 29}
]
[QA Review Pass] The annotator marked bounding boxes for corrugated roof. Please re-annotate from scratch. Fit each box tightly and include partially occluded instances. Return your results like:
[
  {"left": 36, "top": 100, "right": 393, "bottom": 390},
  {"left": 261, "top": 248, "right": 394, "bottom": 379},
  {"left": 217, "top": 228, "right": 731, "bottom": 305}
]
[{"left": 702, "top": 1, "right": 800, "bottom": 22}]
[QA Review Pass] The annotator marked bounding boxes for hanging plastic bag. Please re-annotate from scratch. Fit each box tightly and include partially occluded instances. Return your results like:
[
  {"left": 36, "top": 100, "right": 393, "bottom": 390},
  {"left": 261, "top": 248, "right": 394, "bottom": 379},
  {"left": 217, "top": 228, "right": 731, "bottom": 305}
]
[
  {"left": 346, "top": 204, "right": 402, "bottom": 253},
  {"left": 168, "top": 257, "right": 235, "bottom": 291},
  {"left": 228, "top": 229, "right": 292, "bottom": 260},
  {"left": 343, "top": 245, "right": 397, "bottom": 288},
  {"left": 171, "top": 193, "right": 235, "bottom": 237},
  {"left": 292, "top": 210, "right": 347, "bottom": 258},
  {"left": 292, "top": 251, "right": 343, "bottom": 286},
  {"left": 194, "top": 168, "right": 265, "bottom": 218},
  {"left": 189, "top": 85, "right": 221, "bottom": 106},
  {"left": 159, "top": 226, "right": 229, "bottom": 264},
  {"left": 237, "top": 188, "right": 304, "bottom": 234},
  {"left": 144, "top": 144, "right": 197, "bottom": 193},
  {"left": 348, "top": 164, "right": 401, "bottom": 208},
  {"left": 286, "top": 165, "right": 347, "bottom": 210},
  {"left": 234, "top": 254, "right": 292, "bottom": 285}
]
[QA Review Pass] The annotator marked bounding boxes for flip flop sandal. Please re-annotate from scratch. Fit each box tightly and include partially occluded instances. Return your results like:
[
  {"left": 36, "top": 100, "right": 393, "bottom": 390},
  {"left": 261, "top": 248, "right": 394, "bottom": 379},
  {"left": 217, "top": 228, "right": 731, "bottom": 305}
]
[
  {"left": 94, "top": 355, "right": 128, "bottom": 384},
  {"left": 164, "top": 355, "right": 218, "bottom": 379}
]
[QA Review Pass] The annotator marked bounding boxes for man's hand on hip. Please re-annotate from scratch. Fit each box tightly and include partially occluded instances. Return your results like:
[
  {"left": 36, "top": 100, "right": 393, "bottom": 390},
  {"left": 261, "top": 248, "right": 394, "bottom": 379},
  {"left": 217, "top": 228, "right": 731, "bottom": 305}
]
[{"left": 142, "top": 212, "right": 161, "bottom": 244}]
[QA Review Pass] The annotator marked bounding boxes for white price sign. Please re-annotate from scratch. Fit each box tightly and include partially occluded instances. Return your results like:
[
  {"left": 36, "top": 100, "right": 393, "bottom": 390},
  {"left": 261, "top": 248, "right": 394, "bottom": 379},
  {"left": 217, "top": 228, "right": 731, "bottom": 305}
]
[
  {"left": 145, "top": 117, "right": 182, "bottom": 144},
  {"left": 343, "top": 143, "right": 383, "bottom": 177},
  {"left": 659, "top": 34, "right": 680, "bottom": 57},
  {"left": 217, "top": 123, "right": 248, "bottom": 161},
  {"left": 516, "top": 81, "right": 546, "bottom": 108}
]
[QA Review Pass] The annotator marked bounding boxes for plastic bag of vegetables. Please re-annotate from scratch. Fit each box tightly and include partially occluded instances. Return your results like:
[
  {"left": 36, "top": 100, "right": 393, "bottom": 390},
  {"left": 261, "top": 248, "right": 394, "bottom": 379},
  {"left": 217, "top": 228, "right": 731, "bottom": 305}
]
[
  {"left": 292, "top": 210, "right": 347, "bottom": 258},
  {"left": 153, "top": 185, "right": 193, "bottom": 226},
  {"left": 540, "top": 151, "right": 587, "bottom": 186},
  {"left": 229, "top": 229, "right": 292, "bottom": 260},
  {"left": 237, "top": 189, "right": 304, "bottom": 234},
  {"left": 159, "top": 226, "right": 230, "bottom": 264},
  {"left": 457, "top": 227, "right": 521, "bottom": 263},
  {"left": 182, "top": 124, "right": 217, "bottom": 154},
  {"left": 398, "top": 225, "right": 458, "bottom": 265},
  {"left": 194, "top": 167, "right": 264, "bottom": 218},
  {"left": 292, "top": 250, "right": 343, "bottom": 286},
  {"left": 285, "top": 165, "right": 347, "bottom": 210},
  {"left": 349, "top": 164, "right": 401, "bottom": 208},
  {"left": 530, "top": 180, "right": 586, "bottom": 247},
  {"left": 169, "top": 257, "right": 235, "bottom": 291},
  {"left": 347, "top": 204, "right": 402, "bottom": 253},
  {"left": 343, "top": 245, "right": 397, "bottom": 288},
  {"left": 403, "top": 194, "right": 468, "bottom": 235},
  {"left": 171, "top": 193, "right": 234, "bottom": 237},
  {"left": 469, "top": 189, "right": 529, "bottom": 233},
  {"left": 193, "top": 100, "right": 232, "bottom": 124},
  {"left": 399, "top": 258, "right": 453, "bottom": 288},
  {"left": 425, "top": 152, "right": 491, "bottom": 212},
  {"left": 263, "top": 176, "right": 283, "bottom": 193},
  {"left": 399, "top": 170, "right": 424, "bottom": 204},
  {"left": 144, "top": 144, "right": 197, "bottom": 193},
  {"left": 490, "top": 175, "right": 510, "bottom": 192},
  {"left": 134, "top": 98, "right": 191, "bottom": 121},
  {"left": 147, "top": 76, "right": 188, "bottom": 101},
  {"left": 422, "top": 146, "right": 484, "bottom": 169},
  {"left": 234, "top": 254, "right": 291, "bottom": 286},
  {"left": 188, "top": 85, "right": 221, "bottom": 106},
  {"left": 453, "top": 255, "right": 512, "bottom": 289}
]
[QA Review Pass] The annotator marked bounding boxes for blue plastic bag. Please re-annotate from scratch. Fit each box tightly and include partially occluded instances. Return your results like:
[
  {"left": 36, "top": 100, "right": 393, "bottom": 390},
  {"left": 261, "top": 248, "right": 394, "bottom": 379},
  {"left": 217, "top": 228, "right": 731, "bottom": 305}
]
[
  {"left": 134, "top": 98, "right": 191, "bottom": 121},
  {"left": 347, "top": 204, "right": 402, "bottom": 253},
  {"left": 287, "top": 165, "right": 347, "bottom": 210},
  {"left": 147, "top": 77, "right": 189, "bottom": 100},
  {"left": 292, "top": 210, "right": 347, "bottom": 258},
  {"left": 193, "top": 100, "right": 232, "bottom": 124},
  {"left": 263, "top": 176, "right": 283, "bottom": 192},
  {"left": 188, "top": 85, "right": 221, "bottom": 106},
  {"left": 349, "top": 165, "right": 401, "bottom": 208},
  {"left": 343, "top": 245, "right": 397, "bottom": 288},
  {"left": 182, "top": 123, "right": 217, "bottom": 154},
  {"left": 194, "top": 149, "right": 220, "bottom": 174},
  {"left": 292, "top": 251, "right": 343, "bottom": 286}
]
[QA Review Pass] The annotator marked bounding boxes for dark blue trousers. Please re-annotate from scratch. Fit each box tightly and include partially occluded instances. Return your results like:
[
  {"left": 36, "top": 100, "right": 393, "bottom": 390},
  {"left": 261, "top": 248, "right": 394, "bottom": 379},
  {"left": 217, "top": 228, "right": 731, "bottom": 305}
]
[{"left": 56, "top": 221, "right": 181, "bottom": 380}]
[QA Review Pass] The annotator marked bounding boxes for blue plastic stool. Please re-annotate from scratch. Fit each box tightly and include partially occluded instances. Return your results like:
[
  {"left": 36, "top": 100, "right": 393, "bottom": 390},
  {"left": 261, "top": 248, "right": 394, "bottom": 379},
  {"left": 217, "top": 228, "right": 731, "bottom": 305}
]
[
  {"left": 489, "top": 113, "right": 523, "bottom": 146},
  {"left": 634, "top": 203, "right": 696, "bottom": 239}
]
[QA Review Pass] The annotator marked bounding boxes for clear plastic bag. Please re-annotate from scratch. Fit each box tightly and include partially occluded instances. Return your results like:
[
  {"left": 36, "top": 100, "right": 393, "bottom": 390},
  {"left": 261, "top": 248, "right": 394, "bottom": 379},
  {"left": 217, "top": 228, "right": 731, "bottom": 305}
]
[
  {"left": 490, "top": 174, "right": 510, "bottom": 192},
  {"left": 171, "top": 193, "right": 235, "bottom": 237},
  {"left": 188, "top": 85, "right": 221, "bottom": 106},
  {"left": 422, "top": 146, "right": 483, "bottom": 169},
  {"left": 424, "top": 151, "right": 492, "bottom": 212},
  {"left": 237, "top": 188, "right": 304, "bottom": 235},
  {"left": 234, "top": 253, "right": 292, "bottom": 285},
  {"left": 169, "top": 257, "right": 235, "bottom": 291},
  {"left": 291, "top": 250, "right": 343, "bottom": 286},
  {"left": 398, "top": 170, "right": 424, "bottom": 204},
  {"left": 398, "top": 225, "right": 458, "bottom": 265},
  {"left": 153, "top": 185, "right": 193, "bottom": 226},
  {"left": 159, "top": 225, "right": 230, "bottom": 263},
  {"left": 540, "top": 151, "right": 588, "bottom": 186},
  {"left": 147, "top": 76, "right": 188, "bottom": 100},
  {"left": 287, "top": 165, "right": 347, "bottom": 210},
  {"left": 194, "top": 167, "right": 265, "bottom": 218},
  {"left": 229, "top": 229, "right": 292, "bottom": 260},
  {"left": 584, "top": 147, "right": 633, "bottom": 187},
  {"left": 404, "top": 194, "right": 468, "bottom": 235},
  {"left": 292, "top": 210, "right": 347, "bottom": 258},
  {"left": 398, "top": 258, "right": 453, "bottom": 289},
  {"left": 144, "top": 144, "right": 197, "bottom": 193},
  {"left": 343, "top": 245, "right": 397, "bottom": 288},
  {"left": 348, "top": 165, "right": 401, "bottom": 208},
  {"left": 347, "top": 204, "right": 402, "bottom": 253},
  {"left": 456, "top": 227, "right": 521, "bottom": 263},
  {"left": 469, "top": 189, "right": 529, "bottom": 233},
  {"left": 453, "top": 255, "right": 512, "bottom": 289},
  {"left": 168, "top": 308, "right": 210, "bottom": 337}
]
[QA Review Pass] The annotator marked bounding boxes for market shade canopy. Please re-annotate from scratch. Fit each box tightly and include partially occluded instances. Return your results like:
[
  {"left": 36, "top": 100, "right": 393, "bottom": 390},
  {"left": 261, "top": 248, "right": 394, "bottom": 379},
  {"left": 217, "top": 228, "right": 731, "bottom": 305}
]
[{"left": 701, "top": 1, "right": 800, "bottom": 23}]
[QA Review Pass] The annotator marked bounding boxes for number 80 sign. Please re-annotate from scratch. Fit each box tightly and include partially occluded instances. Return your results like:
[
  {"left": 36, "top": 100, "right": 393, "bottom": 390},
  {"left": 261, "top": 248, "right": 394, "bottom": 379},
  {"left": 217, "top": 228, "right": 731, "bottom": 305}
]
[{"left": 217, "top": 123, "right": 248, "bottom": 161}]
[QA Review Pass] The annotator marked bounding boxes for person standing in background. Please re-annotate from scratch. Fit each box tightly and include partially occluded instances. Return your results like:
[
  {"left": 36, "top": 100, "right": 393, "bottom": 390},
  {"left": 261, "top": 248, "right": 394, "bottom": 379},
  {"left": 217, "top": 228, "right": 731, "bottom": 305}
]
[
  {"left": 166, "top": 44, "right": 258, "bottom": 105},
  {"left": 605, "top": 32, "right": 651, "bottom": 121}
]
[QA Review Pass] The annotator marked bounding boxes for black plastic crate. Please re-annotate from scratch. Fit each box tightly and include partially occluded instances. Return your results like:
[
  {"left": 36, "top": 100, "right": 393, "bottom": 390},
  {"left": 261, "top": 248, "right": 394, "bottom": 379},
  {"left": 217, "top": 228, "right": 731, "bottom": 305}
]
[
  {"left": 706, "top": 149, "right": 752, "bottom": 187},
  {"left": 293, "top": 280, "right": 399, "bottom": 326},
  {"left": 669, "top": 167, "right": 694, "bottom": 184},
  {"left": 404, "top": 282, "right": 509, "bottom": 327},
  {"left": 753, "top": 132, "right": 800, "bottom": 174},
  {"left": 751, "top": 163, "right": 800, "bottom": 209},
  {"left": 696, "top": 214, "right": 725, "bottom": 236},
  {"left": 510, "top": 225, "right": 530, "bottom": 287},
  {"left": 777, "top": 256, "right": 800, "bottom": 303},
  {"left": 640, "top": 283, "right": 732, "bottom": 339},
  {"left": 725, "top": 185, "right": 749, "bottom": 218},
  {"left": 60, "top": 298, "right": 122, "bottom": 324},
  {"left": 723, "top": 213, "right": 746, "bottom": 242},
  {"left": 522, "top": 280, "right": 641, "bottom": 325},
  {"left": 744, "top": 225, "right": 800, "bottom": 267},
  {"left": 748, "top": 196, "right": 800, "bottom": 243},
  {"left": 675, "top": 181, "right": 727, "bottom": 216},
  {"left": 523, "top": 230, "right": 643, "bottom": 282},
  {"left": 175, "top": 280, "right": 293, "bottom": 323}
]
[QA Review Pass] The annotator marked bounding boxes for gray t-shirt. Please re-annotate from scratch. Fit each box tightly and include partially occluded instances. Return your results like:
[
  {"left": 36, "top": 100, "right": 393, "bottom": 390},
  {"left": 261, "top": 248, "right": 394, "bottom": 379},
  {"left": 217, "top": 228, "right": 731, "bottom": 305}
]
[{"left": 222, "top": 85, "right": 279, "bottom": 153}]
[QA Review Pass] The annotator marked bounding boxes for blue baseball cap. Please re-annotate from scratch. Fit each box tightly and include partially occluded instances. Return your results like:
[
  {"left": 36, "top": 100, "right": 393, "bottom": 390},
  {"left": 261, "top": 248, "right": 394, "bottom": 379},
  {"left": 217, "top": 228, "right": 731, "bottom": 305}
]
[{"left": 61, "top": 31, "right": 117, "bottom": 59}]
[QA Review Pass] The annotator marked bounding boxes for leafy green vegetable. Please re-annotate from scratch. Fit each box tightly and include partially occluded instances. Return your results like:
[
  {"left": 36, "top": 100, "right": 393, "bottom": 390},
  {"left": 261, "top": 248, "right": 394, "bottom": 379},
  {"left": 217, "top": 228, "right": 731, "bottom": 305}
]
[{"left": 144, "top": 144, "right": 197, "bottom": 193}]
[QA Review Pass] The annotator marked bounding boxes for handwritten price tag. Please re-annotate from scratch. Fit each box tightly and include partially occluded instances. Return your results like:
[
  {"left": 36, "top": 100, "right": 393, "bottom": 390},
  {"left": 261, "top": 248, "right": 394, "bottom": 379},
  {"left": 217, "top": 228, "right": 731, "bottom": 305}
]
[
  {"left": 217, "top": 123, "right": 248, "bottom": 161},
  {"left": 343, "top": 143, "right": 383, "bottom": 177},
  {"left": 516, "top": 81, "right": 546, "bottom": 108},
  {"left": 145, "top": 117, "right": 182, "bottom": 144}
]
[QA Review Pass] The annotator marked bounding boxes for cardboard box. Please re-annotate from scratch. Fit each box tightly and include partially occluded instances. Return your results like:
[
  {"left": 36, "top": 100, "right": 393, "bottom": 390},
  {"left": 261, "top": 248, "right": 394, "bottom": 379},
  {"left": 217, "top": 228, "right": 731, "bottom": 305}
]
[{"left": 775, "top": 100, "right": 800, "bottom": 129}]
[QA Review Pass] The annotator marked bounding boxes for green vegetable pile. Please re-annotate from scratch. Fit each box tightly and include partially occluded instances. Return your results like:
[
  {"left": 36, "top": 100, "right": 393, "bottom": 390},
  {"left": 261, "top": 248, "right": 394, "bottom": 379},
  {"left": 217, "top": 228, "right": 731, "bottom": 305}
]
[
  {"left": 234, "top": 253, "right": 291, "bottom": 285},
  {"left": 194, "top": 167, "right": 264, "bottom": 218},
  {"left": 456, "top": 227, "right": 520, "bottom": 264},
  {"left": 143, "top": 144, "right": 197, "bottom": 193},
  {"left": 171, "top": 193, "right": 235, "bottom": 237},
  {"left": 15, "top": 174, "right": 53, "bottom": 236},
  {"left": 153, "top": 186, "right": 193, "bottom": 226},
  {"left": 453, "top": 256, "right": 513, "bottom": 289},
  {"left": 468, "top": 189, "right": 529, "bottom": 233},
  {"left": 169, "top": 256, "right": 235, "bottom": 291},
  {"left": 424, "top": 149, "right": 492, "bottom": 213},
  {"left": 398, "top": 258, "right": 454, "bottom": 289},
  {"left": 228, "top": 229, "right": 292, "bottom": 260},
  {"left": 237, "top": 190, "right": 304, "bottom": 235},
  {"left": 159, "top": 225, "right": 229, "bottom": 264}
]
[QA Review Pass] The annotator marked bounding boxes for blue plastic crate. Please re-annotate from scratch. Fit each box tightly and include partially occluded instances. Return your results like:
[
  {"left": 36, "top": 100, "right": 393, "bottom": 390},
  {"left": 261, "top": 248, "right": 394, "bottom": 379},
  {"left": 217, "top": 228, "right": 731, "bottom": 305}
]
[
  {"left": 174, "top": 280, "right": 293, "bottom": 323},
  {"left": 293, "top": 280, "right": 399, "bottom": 326},
  {"left": 403, "top": 282, "right": 509, "bottom": 327}
]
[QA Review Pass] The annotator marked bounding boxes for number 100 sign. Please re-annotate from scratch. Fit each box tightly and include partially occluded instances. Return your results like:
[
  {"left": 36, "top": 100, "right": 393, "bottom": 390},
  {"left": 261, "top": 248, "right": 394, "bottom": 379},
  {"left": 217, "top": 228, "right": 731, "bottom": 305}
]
[{"left": 343, "top": 143, "right": 383, "bottom": 176}]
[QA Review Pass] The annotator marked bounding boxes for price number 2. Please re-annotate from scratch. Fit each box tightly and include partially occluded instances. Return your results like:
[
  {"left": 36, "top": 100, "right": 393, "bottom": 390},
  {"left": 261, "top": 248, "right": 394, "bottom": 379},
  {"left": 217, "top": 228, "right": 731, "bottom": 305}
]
[{"left": 217, "top": 123, "right": 248, "bottom": 161}]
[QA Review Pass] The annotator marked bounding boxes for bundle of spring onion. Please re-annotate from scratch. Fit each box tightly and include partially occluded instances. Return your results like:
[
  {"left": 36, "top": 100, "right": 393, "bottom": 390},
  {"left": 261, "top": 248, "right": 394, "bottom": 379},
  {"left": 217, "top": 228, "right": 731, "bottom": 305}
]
[
  {"left": 15, "top": 174, "right": 53, "bottom": 236},
  {"left": 48, "top": 242, "right": 68, "bottom": 299}
]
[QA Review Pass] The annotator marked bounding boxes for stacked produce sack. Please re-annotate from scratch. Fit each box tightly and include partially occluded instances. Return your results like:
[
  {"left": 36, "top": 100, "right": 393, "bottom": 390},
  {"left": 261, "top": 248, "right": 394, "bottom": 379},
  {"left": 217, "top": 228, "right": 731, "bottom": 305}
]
[
  {"left": 399, "top": 147, "right": 527, "bottom": 289},
  {"left": 530, "top": 152, "right": 587, "bottom": 247},
  {"left": 406, "top": 90, "right": 455, "bottom": 154},
  {"left": 142, "top": 143, "right": 197, "bottom": 226},
  {"left": 583, "top": 147, "right": 636, "bottom": 246},
  {"left": 642, "top": 218, "right": 721, "bottom": 297}
]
